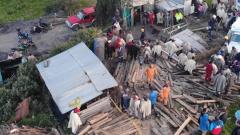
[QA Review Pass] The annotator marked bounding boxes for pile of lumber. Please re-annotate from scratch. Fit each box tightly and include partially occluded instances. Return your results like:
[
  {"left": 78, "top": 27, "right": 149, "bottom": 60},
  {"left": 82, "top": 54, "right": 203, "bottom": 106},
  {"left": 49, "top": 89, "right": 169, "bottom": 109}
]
[
  {"left": 78, "top": 110, "right": 140, "bottom": 135},
  {"left": 0, "top": 124, "right": 60, "bottom": 135},
  {"left": 80, "top": 97, "right": 112, "bottom": 124},
  {"left": 113, "top": 56, "right": 240, "bottom": 134}
]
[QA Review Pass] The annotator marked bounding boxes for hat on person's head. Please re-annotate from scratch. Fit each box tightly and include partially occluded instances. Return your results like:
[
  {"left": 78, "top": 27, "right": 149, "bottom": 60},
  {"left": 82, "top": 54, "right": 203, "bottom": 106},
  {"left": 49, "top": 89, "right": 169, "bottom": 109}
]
[
  {"left": 235, "top": 110, "right": 240, "bottom": 120},
  {"left": 134, "top": 95, "right": 139, "bottom": 100}
]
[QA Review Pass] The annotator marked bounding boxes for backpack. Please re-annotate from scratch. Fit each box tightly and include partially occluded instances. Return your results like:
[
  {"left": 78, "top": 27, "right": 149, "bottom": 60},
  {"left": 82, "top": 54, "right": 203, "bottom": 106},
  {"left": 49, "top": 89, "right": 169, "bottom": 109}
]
[{"left": 211, "top": 124, "right": 223, "bottom": 135}]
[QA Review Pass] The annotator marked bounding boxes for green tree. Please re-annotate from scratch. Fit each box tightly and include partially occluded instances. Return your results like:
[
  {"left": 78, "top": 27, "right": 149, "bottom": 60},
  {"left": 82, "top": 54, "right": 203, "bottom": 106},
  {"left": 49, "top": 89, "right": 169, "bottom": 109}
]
[{"left": 96, "top": 0, "right": 121, "bottom": 25}]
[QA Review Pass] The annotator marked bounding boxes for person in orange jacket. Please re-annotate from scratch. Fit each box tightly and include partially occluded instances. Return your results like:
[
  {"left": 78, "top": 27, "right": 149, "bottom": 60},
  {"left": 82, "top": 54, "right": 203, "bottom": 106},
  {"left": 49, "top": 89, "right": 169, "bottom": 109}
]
[
  {"left": 158, "top": 81, "right": 171, "bottom": 106},
  {"left": 145, "top": 64, "right": 158, "bottom": 83}
]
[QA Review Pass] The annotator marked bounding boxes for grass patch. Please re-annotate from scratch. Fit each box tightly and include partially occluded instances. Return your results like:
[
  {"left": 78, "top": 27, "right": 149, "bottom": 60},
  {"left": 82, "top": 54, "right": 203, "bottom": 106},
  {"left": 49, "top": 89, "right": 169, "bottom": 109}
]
[
  {"left": 0, "top": 0, "right": 96, "bottom": 24},
  {"left": 222, "top": 100, "right": 240, "bottom": 135},
  {"left": 0, "top": 0, "right": 53, "bottom": 23}
]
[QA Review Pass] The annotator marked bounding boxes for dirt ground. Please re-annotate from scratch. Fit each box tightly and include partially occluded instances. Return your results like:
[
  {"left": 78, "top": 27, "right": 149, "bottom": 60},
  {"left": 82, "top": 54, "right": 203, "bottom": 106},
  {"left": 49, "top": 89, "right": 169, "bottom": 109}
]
[{"left": 0, "top": 18, "right": 74, "bottom": 60}]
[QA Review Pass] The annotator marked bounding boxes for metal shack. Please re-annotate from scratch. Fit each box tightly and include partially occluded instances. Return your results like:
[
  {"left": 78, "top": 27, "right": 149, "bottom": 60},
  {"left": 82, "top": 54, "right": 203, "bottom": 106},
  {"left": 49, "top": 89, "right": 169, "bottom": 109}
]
[{"left": 36, "top": 42, "right": 118, "bottom": 114}]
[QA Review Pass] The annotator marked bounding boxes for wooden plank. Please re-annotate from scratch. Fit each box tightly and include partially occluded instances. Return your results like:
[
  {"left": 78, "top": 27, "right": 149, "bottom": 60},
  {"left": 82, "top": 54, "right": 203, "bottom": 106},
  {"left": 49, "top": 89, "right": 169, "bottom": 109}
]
[
  {"left": 155, "top": 107, "right": 178, "bottom": 128},
  {"left": 183, "top": 94, "right": 197, "bottom": 103},
  {"left": 78, "top": 125, "right": 91, "bottom": 135},
  {"left": 152, "top": 128, "right": 162, "bottom": 135},
  {"left": 196, "top": 100, "right": 217, "bottom": 104},
  {"left": 175, "top": 99, "right": 197, "bottom": 114},
  {"left": 174, "top": 117, "right": 192, "bottom": 135},
  {"left": 88, "top": 113, "right": 109, "bottom": 125}
]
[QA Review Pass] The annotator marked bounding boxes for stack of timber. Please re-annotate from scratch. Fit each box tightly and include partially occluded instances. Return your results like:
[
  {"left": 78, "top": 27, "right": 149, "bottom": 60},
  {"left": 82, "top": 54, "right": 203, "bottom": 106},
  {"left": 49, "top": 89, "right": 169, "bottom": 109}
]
[
  {"left": 0, "top": 124, "right": 60, "bottom": 135},
  {"left": 80, "top": 97, "right": 112, "bottom": 124},
  {"left": 78, "top": 110, "right": 140, "bottom": 135},
  {"left": 113, "top": 57, "right": 239, "bottom": 134}
]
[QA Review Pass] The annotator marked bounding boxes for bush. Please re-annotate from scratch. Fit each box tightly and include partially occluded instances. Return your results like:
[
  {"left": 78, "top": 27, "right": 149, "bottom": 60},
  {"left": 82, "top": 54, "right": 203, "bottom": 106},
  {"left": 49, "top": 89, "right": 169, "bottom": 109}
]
[
  {"left": 19, "top": 113, "right": 57, "bottom": 127},
  {"left": 0, "top": 87, "right": 17, "bottom": 123},
  {"left": 222, "top": 100, "right": 240, "bottom": 135}
]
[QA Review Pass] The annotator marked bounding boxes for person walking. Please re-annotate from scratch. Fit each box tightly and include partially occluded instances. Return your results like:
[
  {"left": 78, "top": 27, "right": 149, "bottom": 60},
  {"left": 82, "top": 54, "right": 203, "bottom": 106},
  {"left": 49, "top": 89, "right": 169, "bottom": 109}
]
[
  {"left": 158, "top": 81, "right": 171, "bottom": 106},
  {"left": 145, "top": 64, "right": 158, "bottom": 84},
  {"left": 208, "top": 15, "right": 217, "bottom": 41}
]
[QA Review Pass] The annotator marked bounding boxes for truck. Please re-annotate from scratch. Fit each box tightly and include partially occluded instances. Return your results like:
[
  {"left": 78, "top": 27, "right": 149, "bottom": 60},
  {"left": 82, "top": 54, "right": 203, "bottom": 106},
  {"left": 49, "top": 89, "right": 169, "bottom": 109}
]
[
  {"left": 65, "top": 6, "right": 96, "bottom": 30},
  {"left": 225, "top": 17, "right": 240, "bottom": 53}
]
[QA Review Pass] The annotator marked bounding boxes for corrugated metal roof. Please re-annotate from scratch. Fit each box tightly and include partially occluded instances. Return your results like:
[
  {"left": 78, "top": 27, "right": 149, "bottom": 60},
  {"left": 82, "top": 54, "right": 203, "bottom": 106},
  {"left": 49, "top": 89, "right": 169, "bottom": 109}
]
[
  {"left": 156, "top": 0, "right": 184, "bottom": 11},
  {"left": 36, "top": 42, "right": 118, "bottom": 114},
  {"left": 171, "top": 29, "right": 207, "bottom": 53}
]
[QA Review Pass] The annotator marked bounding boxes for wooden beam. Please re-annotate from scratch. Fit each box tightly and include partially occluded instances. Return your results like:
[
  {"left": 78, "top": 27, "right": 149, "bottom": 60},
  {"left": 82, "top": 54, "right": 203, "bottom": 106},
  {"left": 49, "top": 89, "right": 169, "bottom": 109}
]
[
  {"left": 155, "top": 107, "right": 178, "bottom": 128},
  {"left": 175, "top": 99, "right": 197, "bottom": 114},
  {"left": 174, "top": 117, "right": 192, "bottom": 135},
  {"left": 196, "top": 100, "right": 217, "bottom": 104},
  {"left": 78, "top": 125, "right": 91, "bottom": 135},
  {"left": 183, "top": 94, "right": 197, "bottom": 103}
]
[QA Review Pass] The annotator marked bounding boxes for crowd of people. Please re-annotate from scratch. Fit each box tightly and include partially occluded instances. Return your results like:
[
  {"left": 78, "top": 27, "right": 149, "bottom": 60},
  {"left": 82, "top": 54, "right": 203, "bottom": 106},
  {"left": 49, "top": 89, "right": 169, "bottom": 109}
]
[
  {"left": 120, "top": 80, "right": 171, "bottom": 120},
  {"left": 204, "top": 45, "right": 240, "bottom": 96}
]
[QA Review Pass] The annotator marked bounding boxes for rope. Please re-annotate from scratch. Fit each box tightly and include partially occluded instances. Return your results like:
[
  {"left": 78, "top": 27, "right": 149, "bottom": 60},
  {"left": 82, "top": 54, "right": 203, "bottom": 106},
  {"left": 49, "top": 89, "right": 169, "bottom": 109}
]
[{"left": 109, "top": 97, "right": 142, "bottom": 135}]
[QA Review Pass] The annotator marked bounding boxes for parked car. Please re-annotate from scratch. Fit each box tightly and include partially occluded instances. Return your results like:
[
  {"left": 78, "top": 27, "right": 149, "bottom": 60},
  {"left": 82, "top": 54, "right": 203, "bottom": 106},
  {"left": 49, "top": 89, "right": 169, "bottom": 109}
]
[
  {"left": 225, "top": 17, "right": 240, "bottom": 53},
  {"left": 65, "top": 6, "right": 96, "bottom": 30}
]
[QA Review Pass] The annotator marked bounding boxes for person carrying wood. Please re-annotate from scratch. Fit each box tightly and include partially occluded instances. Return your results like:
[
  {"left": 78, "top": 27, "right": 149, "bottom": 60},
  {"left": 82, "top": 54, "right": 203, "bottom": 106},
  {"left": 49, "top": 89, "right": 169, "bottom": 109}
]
[
  {"left": 140, "top": 96, "right": 151, "bottom": 120},
  {"left": 158, "top": 81, "right": 170, "bottom": 106},
  {"left": 68, "top": 107, "right": 82, "bottom": 134},
  {"left": 145, "top": 64, "right": 158, "bottom": 83}
]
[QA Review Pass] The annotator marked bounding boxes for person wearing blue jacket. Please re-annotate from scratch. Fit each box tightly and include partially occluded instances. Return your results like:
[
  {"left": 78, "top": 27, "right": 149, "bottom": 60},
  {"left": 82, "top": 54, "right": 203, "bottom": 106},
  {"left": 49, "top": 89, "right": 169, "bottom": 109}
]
[
  {"left": 199, "top": 108, "right": 209, "bottom": 135},
  {"left": 209, "top": 116, "right": 224, "bottom": 135},
  {"left": 149, "top": 87, "right": 158, "bottom": 109}
]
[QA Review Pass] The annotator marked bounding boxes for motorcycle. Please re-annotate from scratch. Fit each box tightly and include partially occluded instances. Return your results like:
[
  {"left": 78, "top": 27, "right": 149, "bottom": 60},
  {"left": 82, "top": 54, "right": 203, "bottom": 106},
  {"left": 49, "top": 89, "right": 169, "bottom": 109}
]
[{"left": 30, "top": 23, "right": 52, "bottom": 34}]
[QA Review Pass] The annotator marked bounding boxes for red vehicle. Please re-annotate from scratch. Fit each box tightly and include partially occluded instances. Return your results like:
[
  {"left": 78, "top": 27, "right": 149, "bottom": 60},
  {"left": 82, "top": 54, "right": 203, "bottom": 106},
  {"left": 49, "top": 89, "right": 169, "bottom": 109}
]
[{"left": 65, "top": 6, "right": 96, "bottom": 30}]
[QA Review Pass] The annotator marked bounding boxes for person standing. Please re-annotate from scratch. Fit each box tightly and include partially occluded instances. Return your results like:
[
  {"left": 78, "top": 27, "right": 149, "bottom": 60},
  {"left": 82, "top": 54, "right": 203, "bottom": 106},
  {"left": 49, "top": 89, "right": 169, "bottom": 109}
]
[
  {"left": 213, "top": 71, "right": 227, "bottom": 96},
  {"left": 232, "top": 59, "right": 240, "bottom": 82},
  {"left": 199, "top": 108, "right": 209, "bottom": 135},
  {"left": 128, "top": 95, "right": 140, "bottom": 118},
  {"left": 148, "top": 11, "right": 155, "bottom": 28},
  {"left": 149, "top": 87, "right": 158, "bottom": 109},
  {"left": 232, "top": 120, "right": 240, "bottom": 135},
  {"left": 152, "top": 40, "right": 162, "bottom": 62},
  {"left": 140, "top": 96, "right": 151, "bottom": 120},
  {"left": 158, "top": 82, "right": 171, "bottom": 106},
  {"left": 140, "top": 26, "right": 145, "bottom": 43},
  {"left": 68, "top": 107, "right": 82, "bottom": 135},
  {"left": 126, "top": 31, "right": 134, "bottom": 43},
  {"left": 165, "top": 39, "right": 177, "bottom": 59},
  {"left": 121, "top": 88, "right": 130, "bottom": 112},
  {"left": 205, "top": 60, "right": 214, "bottom": 83},
  {"left": 184, "top": 56, "right": 196, "bottom": 74},
  {"left": 145, "top": 64, "right": 158, "bottom": 83},
  {"left": 208, "top": 15, "right": 217, "bottom": 41}
]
